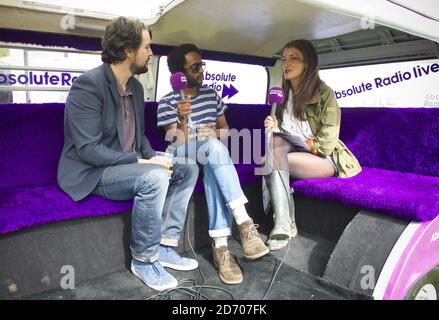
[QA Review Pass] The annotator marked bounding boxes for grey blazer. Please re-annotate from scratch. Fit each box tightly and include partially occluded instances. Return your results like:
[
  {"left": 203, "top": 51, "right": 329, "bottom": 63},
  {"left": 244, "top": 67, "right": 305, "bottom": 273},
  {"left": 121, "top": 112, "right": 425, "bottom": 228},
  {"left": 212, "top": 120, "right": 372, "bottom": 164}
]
[{"left": 57, "top": 63, "right": 155, "bottom": 201}]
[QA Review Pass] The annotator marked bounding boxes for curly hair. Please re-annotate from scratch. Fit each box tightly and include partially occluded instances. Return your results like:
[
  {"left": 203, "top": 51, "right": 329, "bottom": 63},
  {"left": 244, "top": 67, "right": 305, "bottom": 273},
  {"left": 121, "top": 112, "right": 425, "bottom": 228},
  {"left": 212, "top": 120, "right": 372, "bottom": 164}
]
[
  {"left": 101, "top": 17, "right": 152, "bottom": 64},
  {"left": 167, "top": 43, "right": 202, "bottom": 73}
]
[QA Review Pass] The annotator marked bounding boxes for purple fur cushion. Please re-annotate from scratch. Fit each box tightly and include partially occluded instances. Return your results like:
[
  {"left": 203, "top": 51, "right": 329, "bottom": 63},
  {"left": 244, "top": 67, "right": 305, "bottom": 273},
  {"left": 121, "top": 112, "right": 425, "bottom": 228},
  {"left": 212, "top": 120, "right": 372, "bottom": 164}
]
[
  {"left": 291, "top": 167, "right": 439, "bottom": 222},
  {"left": 0, "top": 167, "right": 252, "bottom": 235},
  {"left": 1, "top": 103, "right": 439, "bottom": 234},
  {"left": 0, "top": 103, "right": 262, "bottom": 234},
  {"left": 0, "top": 102, "right": 168, "bottom": 189},
  {"left": 339, "top": 108, "right": 439, "bottom": 177},
  {"left": 0, "top": 103, "right": 65, "bottom": 188},
  {"left": 0, "top": 184, "right": 132, "bottom": 234}
]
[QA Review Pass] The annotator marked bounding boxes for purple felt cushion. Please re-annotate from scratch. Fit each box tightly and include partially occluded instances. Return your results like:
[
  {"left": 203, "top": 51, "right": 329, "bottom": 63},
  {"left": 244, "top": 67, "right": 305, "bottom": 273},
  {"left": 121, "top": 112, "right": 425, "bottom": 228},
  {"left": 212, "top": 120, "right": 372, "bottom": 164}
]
[
  {"left": 0, "top": 166, "right": 257, "bottom": 234},
  {"left": 0, "top": 184, "right": 133, "bottom": 234},
  {"left": 0, "top": 103, "right": 65, "bottom": 188},
  {"left": 0, "top": 102, "right": 169, "bottom": 189},
  {"left": 2, "top": 103, "right": 439, "bottom": 234},
  {"left": 0, "top": 103, "right": 263, "bottom": 235},
  {"left": 291, "top": 167, "right": 439, "bottom": 222},
  {"left": 339, "top": 108, "right": 439, "bottom": 177}
]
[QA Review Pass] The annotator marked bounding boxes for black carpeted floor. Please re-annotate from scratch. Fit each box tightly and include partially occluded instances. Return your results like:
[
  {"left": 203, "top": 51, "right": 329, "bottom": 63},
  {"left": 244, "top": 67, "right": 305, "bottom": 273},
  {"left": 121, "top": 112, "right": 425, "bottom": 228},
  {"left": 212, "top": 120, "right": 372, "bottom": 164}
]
[{"left": 24, "top": 232, "right": 369, "bottom": 300}]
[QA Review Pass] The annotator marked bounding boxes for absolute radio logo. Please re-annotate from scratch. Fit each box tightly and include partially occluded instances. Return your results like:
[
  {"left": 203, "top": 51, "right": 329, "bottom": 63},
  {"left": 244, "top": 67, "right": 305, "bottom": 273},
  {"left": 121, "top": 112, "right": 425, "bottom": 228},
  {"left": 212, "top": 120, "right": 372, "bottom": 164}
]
[
  {"left": 0, "top": 71, "right": 79, "bottom": 86},
  {"left": 334, "top": 62, "right": 439, "bottom": 99}
]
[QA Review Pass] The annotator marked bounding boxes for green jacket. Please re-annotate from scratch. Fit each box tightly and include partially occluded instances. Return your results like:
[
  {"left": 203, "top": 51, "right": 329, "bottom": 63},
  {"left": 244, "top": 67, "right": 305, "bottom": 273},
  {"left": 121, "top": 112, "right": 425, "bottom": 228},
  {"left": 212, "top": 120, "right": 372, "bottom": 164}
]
[{"left": 302, "top": 81, "right": 362, "bottom": 178}]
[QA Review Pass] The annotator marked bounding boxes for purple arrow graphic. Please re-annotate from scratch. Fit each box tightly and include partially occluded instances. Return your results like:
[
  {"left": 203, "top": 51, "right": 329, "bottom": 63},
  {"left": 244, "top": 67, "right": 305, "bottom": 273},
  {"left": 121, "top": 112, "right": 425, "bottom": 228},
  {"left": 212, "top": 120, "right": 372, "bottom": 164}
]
[{"left": 221, "top": 84, "right": 239, "bottom": 99}]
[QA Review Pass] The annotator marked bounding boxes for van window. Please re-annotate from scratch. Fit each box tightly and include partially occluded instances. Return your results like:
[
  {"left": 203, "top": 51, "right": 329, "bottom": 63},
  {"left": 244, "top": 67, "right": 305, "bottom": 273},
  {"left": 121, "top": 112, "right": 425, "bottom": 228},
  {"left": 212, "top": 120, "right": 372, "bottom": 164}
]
[
  {"left": 320, "top": 59, "right": 439, "bottom": 108},
  {"left": 0, "top": 45, "right": 101, "bottom": 103}
]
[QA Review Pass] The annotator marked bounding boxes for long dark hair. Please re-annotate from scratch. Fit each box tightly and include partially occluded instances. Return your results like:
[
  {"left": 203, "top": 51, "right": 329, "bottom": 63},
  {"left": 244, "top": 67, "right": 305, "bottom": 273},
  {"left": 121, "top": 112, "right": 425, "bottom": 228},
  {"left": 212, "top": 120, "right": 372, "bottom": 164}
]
[
  {"left": 276, "top": 39, "right": 321, "bottom": 121},
  {"left": 101, "top": 17, "right": 151, "bottom": 64}
]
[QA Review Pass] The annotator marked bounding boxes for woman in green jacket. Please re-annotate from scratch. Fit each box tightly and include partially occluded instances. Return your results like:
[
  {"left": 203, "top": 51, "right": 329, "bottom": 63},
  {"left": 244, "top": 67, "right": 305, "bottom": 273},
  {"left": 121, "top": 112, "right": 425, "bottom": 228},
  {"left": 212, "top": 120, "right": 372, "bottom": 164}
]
[{"left": 264, "top": 39, "right": 362, "bottom": 250}]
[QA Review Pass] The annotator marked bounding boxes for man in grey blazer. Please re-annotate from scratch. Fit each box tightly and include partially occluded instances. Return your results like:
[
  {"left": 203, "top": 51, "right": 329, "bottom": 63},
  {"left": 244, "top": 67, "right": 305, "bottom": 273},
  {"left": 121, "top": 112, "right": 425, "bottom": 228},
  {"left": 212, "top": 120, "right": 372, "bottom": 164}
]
[{"left": 57, "top": 17, "right": 199, "bottom": 291}]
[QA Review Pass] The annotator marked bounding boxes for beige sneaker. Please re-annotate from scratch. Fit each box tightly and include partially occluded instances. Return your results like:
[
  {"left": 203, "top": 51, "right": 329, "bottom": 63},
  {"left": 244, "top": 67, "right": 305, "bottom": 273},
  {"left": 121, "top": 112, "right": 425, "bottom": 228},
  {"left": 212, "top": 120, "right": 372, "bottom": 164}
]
[
  {"left": 237, "top": 219, "right": 269, "bottom": 260},
  {"left": 213, "top": 246, "right": 243, "bottom": 284}
]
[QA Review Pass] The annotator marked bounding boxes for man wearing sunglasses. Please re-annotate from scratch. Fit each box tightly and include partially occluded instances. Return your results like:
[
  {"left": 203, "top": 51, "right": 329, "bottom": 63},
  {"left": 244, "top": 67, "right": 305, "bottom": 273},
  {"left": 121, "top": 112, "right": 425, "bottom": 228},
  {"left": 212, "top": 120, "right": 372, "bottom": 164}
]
[{"left": 157, "top": 43, "right": 268, "bottom": 285}]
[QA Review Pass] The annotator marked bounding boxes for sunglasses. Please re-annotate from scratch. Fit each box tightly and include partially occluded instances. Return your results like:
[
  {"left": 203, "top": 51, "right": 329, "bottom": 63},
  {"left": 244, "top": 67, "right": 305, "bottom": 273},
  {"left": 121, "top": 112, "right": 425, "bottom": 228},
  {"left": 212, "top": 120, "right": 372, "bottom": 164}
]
[{"left": 185, "top": 61, "right": 206, "bottom": 73}]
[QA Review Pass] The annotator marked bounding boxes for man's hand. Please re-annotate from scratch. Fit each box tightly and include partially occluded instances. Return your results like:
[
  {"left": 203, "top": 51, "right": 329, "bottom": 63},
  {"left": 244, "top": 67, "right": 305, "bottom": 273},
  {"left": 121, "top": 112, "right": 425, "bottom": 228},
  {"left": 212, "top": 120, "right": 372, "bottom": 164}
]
[
  {"left": 177, "top": 95, "right": 192, "bottom": 123},
  {"left": 196, "top": 123, "right": 218, "bottom": 140},
  {"left": 138, "top": 157, "right": 173, "bottom": 171}
]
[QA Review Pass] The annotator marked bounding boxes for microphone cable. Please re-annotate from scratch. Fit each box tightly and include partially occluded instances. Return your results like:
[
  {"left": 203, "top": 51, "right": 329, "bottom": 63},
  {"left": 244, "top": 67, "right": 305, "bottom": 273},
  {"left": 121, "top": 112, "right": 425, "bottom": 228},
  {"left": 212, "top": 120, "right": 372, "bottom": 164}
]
[
  {"left": 260, "top": 132, "right": 294, "bottom": 300},
  {"left": 145, "top": 197, "right": 235, "bottom": 300},
  {"left": 146, "top": 132, "right": 293, "bottom": 300}
]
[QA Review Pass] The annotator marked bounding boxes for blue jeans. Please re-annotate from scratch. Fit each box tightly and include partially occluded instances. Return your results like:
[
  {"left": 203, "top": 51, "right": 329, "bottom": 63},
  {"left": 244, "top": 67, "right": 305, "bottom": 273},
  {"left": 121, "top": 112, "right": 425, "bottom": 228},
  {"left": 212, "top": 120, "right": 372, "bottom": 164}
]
[
  {"left": 93, "top": 162, "right": 199, "bottom": 262},
  {"left": 174, "top": 139, "right": 248, "bottom": 238}
]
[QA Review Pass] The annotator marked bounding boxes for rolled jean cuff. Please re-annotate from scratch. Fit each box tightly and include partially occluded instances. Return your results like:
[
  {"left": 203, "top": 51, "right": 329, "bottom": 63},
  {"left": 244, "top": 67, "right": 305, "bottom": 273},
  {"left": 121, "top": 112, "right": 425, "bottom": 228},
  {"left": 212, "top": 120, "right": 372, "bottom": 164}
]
[
  {"left": 160, "top": 236, "right": 179, "bottom": 247},
  {"left": 209, "top": 227, "right": 232, "bottom": 238},
  {"left": 226, "top": 195, "right": 248, "bottom": 211},
  {"left": 131, "top": 247, "right": 159, "bottom": 263}
]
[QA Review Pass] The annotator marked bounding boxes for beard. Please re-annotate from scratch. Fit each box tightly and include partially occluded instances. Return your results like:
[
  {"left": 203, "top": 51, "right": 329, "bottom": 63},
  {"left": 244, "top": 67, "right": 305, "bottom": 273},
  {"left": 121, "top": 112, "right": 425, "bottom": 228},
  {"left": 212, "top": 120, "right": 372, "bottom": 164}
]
[
  {"left": 186, "top": 74, "right": 203, "bottom": 88},
  {"left": 130, "top": 62, "right": 148, "bottom": 75}
]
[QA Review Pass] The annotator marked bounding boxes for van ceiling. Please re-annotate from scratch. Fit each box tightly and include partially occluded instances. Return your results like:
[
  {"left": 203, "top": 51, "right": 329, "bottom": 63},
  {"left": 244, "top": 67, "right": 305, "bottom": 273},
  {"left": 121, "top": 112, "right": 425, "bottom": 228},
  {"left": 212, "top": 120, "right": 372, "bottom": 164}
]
[
  {"left": 0, "top": 0, "right": 437, "bottom": 65},
  {"left": 151, "top": 0, "right": 363, "bottom": 57},
  {"left": 312, "top": 26, "right": 438, "bottom": 69},
  {"left": 0, "top": 0, "right": 365, "bottom": 57}
]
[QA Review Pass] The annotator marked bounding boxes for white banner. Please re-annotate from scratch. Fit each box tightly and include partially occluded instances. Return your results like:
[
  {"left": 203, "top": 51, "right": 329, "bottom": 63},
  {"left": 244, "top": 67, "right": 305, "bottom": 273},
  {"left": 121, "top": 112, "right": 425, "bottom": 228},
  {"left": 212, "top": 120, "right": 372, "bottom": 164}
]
[
  {"left": 320, "top": 59, "right": 439, "bottom": 108},
  {"left": 156, "top": 56, "right": 268, "bottom": 104}
]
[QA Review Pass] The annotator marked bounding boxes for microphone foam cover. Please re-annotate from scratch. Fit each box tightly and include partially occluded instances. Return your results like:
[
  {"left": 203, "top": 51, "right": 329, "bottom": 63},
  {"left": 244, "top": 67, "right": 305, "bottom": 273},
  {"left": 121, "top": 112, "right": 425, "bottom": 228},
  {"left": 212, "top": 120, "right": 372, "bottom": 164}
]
[
  {"left": 267, "top": 87, "right": 284, "bottom": 104},
  {"left": 170, "top": 72, "right": 188, "bottom": 91}
]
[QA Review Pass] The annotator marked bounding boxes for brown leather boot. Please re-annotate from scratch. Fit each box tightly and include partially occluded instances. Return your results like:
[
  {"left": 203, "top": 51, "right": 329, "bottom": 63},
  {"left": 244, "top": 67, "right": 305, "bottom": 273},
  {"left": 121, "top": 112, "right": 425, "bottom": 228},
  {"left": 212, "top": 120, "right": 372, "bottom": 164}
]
[
  {"left": 237, "top": 219, "right": 269, "bottom": 259},
  {"left": 213, "top": 246, "right": 243, "bottom": 284}
]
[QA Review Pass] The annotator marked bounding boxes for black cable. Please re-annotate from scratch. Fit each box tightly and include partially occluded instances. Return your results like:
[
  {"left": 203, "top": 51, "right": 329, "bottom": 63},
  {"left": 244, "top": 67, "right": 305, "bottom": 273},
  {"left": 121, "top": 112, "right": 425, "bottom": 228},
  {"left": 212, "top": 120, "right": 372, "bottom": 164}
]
[
  {"left": 259, "top": 133, "right": 294, "bottom": 300},
  {"left": 145, "top": 197, "right": 235, "bottom": 300},
  {"left": 261, "top": 240, "right": 291, "bottom": 300},
  {"left": 148, "top": 134, "right": 293, "bottom": 300}
]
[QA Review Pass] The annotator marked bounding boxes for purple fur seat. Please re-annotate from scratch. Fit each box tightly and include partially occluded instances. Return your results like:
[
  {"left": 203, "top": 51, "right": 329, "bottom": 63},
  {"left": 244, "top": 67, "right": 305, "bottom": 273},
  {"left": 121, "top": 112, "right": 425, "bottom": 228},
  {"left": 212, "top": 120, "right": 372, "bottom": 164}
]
[
  {"left": 0, "top": 103, "right": 189, "bottom": 234},
  {"left": 0, "top": 184, "right": 133, "bottom": 234},
  {"left": 292, "top": 167, "right": 439, "bottom": 221},
  {"left": 0, "top": 103, "right": 263, "bottom": 234},
  {"left": 0, "top": 104, "right": 128, "bottom": 234},
  {"left": 1, "top": 103, "right": 438, "bottom": 235},
  {"left": 291, "top": 107, "right": 439, "bottom": 222},
  {"left": 228, "top": 105, "right": 439, "bottom": 222}
]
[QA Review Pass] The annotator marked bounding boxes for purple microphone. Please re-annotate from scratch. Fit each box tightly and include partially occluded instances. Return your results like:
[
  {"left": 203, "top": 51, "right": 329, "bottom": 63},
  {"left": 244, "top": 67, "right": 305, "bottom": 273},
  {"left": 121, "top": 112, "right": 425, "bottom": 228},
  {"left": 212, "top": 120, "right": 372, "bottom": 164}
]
[
  {"left": 170, "top": 72, "right": 188, "bottom": 99},
  {"left": 267, "top": 87, "right": 284, "bottom": 118},
  {"left": 170, "top": 72, "right": 193, "bottom": 129},
  {"left": 266, "top": 87, "right": 284, "bottom": 142}
]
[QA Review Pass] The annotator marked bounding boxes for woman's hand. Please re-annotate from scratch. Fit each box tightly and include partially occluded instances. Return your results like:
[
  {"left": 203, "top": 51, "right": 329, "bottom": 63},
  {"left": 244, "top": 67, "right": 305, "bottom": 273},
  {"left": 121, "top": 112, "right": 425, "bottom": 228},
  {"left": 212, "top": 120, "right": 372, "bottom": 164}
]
[
  {"left": 306, "top": 139, "right": 317, "bottom": 154},
  {"left": 264, "top": 116, "right": 278, "bottom": 130}
]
